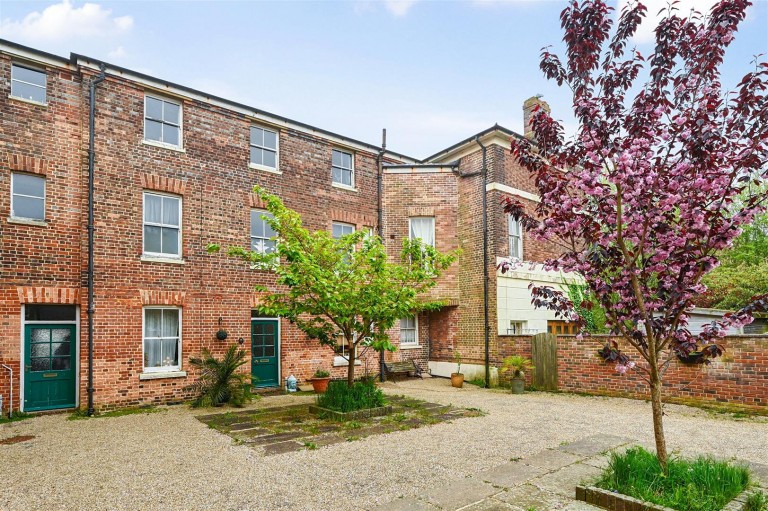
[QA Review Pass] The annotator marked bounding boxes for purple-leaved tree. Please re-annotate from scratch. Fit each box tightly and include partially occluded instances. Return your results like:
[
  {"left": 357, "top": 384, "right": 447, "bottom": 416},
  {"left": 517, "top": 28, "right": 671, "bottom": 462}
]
[{"left": 501, "top": 0, "right": 768, "bottom": 469}]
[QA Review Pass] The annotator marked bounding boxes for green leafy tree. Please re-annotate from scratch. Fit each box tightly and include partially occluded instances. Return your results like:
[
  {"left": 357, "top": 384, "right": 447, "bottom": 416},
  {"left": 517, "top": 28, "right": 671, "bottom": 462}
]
[
  {"left": 563, "top": 282, "right": 608, "bottom": 333},
  {"left": 208, "top": 187, "right": 457, "bottom": 386}
]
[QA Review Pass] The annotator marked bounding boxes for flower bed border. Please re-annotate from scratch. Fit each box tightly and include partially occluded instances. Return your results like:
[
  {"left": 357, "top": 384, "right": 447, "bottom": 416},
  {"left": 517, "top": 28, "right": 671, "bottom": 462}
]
[
  {"left": 308, "top": 404, "right": 392, "bottom": 421},
  {"left": 576, "top": 485, "right": 756, "bottom": 511}
]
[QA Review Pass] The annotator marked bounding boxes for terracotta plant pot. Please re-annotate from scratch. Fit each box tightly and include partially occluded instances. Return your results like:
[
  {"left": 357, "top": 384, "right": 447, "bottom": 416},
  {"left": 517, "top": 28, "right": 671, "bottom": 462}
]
[
  {"left": 510, "top": 377, "right": 525, "bottom": 394},
  {"left": 309, "top": 377, "right": 331, "bottom": 393},
  {"left": 450, "top": 373, "right": 464, "bottom": 388}
]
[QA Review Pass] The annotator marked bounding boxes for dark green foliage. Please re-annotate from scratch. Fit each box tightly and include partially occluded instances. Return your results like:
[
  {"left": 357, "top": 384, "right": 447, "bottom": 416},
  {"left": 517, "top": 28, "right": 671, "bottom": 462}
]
[
  {"left": 596, "top": 447, "right": 749, "bottom": 511},
  {"left": 0, "top": 411, "right": 32, "bottom": 424},
  {"left": 186, "top": 344, "right": 252, "bottom": 408},
  {"left": 316, "top": 380, "right": 385, "bottom": 412},
  {"left": 746, "top": 491, "right": 768, "bottom": 511}
]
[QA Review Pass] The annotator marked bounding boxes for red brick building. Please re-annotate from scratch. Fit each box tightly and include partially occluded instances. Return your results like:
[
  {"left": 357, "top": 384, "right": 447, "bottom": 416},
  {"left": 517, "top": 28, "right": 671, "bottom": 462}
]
[{"left": 0, "top": 39, "right": 562, "bottom": 413}]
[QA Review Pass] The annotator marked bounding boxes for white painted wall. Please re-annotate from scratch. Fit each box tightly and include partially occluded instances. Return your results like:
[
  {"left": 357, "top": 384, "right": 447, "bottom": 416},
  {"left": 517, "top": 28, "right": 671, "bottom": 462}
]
[
  {"left": 428, "top": 361, "right": 499, "bottom": 384},
  {"left": 687, "top": 308, "right": 744, "bottom": 335}
]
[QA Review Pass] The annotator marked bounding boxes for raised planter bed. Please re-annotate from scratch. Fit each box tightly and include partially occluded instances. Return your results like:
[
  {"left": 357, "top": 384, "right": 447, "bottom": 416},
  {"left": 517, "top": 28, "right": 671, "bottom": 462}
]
[
  {"left": 308, "top": 404, "right": 392, "bottom": 421},
  {"left": 576, "top": 485, "right": 757, "bottom": 511}
]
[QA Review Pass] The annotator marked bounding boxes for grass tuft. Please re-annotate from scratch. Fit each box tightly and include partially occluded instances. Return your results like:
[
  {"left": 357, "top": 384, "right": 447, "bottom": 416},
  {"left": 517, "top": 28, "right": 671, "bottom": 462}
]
[
  {"left": 316, "top": 380, "right": 385, "bottom": 413},
  {"left": 746, "top": 491, "right": 768, "bottom": 511},
  {"left": 0, "top": 411, "right": 33, "bottom": 424},
  {"left": 595, "top": 446, "right": 749, "bottom": 511}
]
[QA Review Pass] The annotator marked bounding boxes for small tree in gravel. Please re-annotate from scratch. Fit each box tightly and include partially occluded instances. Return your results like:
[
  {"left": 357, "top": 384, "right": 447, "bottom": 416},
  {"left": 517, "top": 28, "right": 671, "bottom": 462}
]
[
  {"left": 209, "top": 187, "right": 456, "bottom": 386},
  {"left": 501, "top": 0, "right": 768, "bottom": 470}
]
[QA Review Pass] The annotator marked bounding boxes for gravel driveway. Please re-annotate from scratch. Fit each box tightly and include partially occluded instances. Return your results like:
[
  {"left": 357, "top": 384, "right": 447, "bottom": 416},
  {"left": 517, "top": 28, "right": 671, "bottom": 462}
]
[{"left": 2, "top": 379, "right": 766, "bottom": 511}]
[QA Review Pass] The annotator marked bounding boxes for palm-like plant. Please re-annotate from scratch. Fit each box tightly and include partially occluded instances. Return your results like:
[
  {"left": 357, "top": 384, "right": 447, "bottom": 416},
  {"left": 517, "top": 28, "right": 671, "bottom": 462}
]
[
  {"left": 500, "top": 355, "right": 533, "bottom": 379},
  {"left": 186, "top": 345, "right": 252, "bottom": 407}
]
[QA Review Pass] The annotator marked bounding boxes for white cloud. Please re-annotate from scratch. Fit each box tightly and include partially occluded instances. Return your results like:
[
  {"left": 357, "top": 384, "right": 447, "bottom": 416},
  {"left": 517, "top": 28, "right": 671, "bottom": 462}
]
[
  {"left": 0, "top": 0, "right": 133, "bottom": 43},
  {"left": 617, "top": 0, "right": 720, "bottom": 44},
  {"left": 107, "top": 46, "right": 126, "bottom": 59},
  {"left": 384, "top": 0, "right": 417, "bottom": 17}
]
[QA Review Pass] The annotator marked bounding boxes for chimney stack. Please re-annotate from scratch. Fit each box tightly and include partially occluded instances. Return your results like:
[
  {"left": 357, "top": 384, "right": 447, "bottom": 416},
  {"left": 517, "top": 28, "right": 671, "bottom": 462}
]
[{"left": 523, "top": 96, "right": 550, "bottom": 139}]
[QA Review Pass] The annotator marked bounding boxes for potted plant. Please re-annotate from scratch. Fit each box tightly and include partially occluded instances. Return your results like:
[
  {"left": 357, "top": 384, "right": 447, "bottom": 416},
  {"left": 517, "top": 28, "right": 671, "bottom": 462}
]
[
  {"left": 500, "top": 355, "right": 533, "bottom": 394},
  {"left": 309, "top": 368, "right": 331, "bottom": 393},
  {"left": 451, "top": 350, "right": 464, "bottom": 388}
]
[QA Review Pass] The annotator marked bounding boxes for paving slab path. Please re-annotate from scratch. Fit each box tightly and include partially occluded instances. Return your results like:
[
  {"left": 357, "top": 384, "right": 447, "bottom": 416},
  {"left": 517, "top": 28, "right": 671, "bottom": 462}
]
[{"left": 1, "top": 378, "right": 766, "bottom": 511}]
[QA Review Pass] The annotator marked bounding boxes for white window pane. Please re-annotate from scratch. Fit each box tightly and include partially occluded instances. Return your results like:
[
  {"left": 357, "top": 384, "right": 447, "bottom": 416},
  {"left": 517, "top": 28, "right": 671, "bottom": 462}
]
[
  {"left": 342, "top": 169, "right": 352, "bottom": 186},
  {"left": 144, "top": 194, "right": 162, "bottom": 223},
  {"left": 161, "top": 310, "right": 179, "bottom": 337},
  {"left": 13, "top": 174, "right": 45, "bottom": 197},
  {"left": 145, "top": 309, "right": 162, "bottom": 337},
  {"left": 160, "top": 338, "right": 179, "bottom": 367},
  {"left": 11, "top": 81, "right": 46, "bottom": 103},
  {"left": 145, "top": 339, "right": 161, "bottom": 367},
  {"left": 251, "top": 210, "right": 263, "bottom": 237},
  {"left": 161, "top": 228, "right": 179, "bottom": 255},
  {"left": 510, "top": 237, "right": 521, "bottom": 258},
  {"left": 332, "top": 224, "right": 343, "bottom": 239},
  {"left": 251, "top": 127, "right": 264, "bottom": 146},
  {"left": 13, "top": 196, "right": 44, "bottom": 220},
  {"left": 146, "top": 97, "right": 163, "bottom": 120},
  {"left": 263, "top": 129, "right": 277, "bottom": 150},
  {"left": 12, "top": 65, "right": 46, "bottom": 87},
  {"left": 144, "top": 225, "right": 162, "bottom": 253},
  {"left": 332, "top": 150, "right": 342, "bottom": 166},
  {"left": 250, "top": 147, "right": 262, "bottom": 165},
  {"left": 250, "top": 238, "right": 262, "bottom": 252},
  {"left": 332, "top": 167, "right": 342, "bottom": 184},
  {"left": 162, "top": 197, "right": 180, "bottom": 226},
  {"left": 410, "top": 218, "right": 435, "bottom": 247},
  {"left": 342, "top": 153, "right": 352, "bottom": 168},
  {"left": 509, "top": 219, "right": 520, "bottom": 235},
  {"left": 163, "top": 125, "right": 180, "bottom": 146},
  {"left": 263, "top": 214, "right": 276, "bottom": 237},
  {"left": 145, "top": 119, "right": 163, "bottom": 142},
  {"left": 264, "top": 239, "right": 276, "bottom": 253},
  {"left": 262, "top": 149, "right": 276, "bottom": 168},
  {"left": 164, "top": 102, "right": 180, "bottom": 124}
]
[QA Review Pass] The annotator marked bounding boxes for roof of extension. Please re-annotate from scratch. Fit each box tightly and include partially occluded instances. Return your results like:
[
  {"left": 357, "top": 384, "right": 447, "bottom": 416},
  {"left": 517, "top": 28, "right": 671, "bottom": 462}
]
[{"left": 423, "top": 123, "right": 526, "bottom": 164}]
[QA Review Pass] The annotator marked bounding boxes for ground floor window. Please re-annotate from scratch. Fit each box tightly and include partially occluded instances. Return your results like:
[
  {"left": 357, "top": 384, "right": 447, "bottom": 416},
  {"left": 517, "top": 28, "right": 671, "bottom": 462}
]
[
  {"left": 143, "top": 307, "right": 181, "bottom": 371},
  {"left": 400, "top": 316, "right": 418, "bottom": 346}
]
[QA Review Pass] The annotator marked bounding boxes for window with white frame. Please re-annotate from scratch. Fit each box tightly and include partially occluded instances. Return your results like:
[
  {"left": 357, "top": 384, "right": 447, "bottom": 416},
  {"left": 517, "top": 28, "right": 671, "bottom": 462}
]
[
  {"left": 400, "top": 316, "right": 418, "bottom": 346},
  {"left": 143, "top": 308, "right": 181, "bottom": 372},
  {"left": 332, "top": 221, "right": 355, "bottom": 239},
  {"left": 508, "top": 321, "right": 527, "bottom": 335},
  {"left": 144, "top": 95, "right": 181, "bottom": 147},
  {"left": 251, "top": 209, "right": 277, "bottom": 253},
  {"left": 509, "top": 217, "right": 523, "bottom": 259},
  {"left": 11, "top": 173, "right": 46, "bottom": 221},
  {"left": 250, "top": 126, "right": 278, "bottom": 169},
  {"left": 409, "top": 216, "right": 435, "bottom": 269},
  {"left": 334, "top": 337, "right": 358, "bottom": 366},
  {"left": 332, "top": 149, "right": 354, "bottom": 187},
  {"left": 11, "top": 64, "right": 46, "bottom": 103},
  {"left": 143, "top": 192, "right": 181, "bottom": 257}
]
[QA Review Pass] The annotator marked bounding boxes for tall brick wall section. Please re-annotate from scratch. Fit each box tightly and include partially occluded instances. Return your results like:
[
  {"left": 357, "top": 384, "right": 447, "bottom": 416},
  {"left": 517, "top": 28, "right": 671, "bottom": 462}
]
[{"left": 498, "top": 334, "right": 768, "bottom": 410}]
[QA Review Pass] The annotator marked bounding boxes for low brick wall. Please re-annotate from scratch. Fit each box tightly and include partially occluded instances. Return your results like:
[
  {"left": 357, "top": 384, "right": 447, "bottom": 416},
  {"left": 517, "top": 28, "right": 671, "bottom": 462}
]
[{"left": 497, "top": 335, "right": 768, "bottom": 411}]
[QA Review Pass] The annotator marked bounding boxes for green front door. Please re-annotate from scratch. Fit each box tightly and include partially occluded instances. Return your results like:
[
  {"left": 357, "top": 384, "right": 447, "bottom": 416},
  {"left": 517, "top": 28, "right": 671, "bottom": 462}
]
[
  {"left": 251, "top": 319, "right": 279, "bottom": 388},
  {"left": 24, "top": 324, "right": 77, "bottom": 411}
]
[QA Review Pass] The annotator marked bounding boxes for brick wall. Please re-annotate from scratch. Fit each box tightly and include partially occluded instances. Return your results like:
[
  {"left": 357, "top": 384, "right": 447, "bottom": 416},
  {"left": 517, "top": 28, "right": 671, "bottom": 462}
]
[{"left": 498, "top": 334, "right": 768, "bottom": 411}]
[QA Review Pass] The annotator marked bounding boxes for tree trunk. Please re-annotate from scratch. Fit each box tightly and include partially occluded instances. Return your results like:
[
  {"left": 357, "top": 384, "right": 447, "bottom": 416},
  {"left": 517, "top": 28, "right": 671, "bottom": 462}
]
[
  {"left": 649, "top": 359, "right": 668, "bottom": 471},
  {"left": 347, "top": 339, "right": 356, "bottom": 387}
]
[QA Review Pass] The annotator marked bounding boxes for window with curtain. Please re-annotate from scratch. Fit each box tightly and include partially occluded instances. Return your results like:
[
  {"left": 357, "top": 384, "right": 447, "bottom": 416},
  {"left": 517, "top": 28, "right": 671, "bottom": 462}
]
[
  {"left": 409, "top": 217, "right": 435, "bottom": 270},
  {"left": 143, "top": 192, "right": 181, "bottom": 257},
  {"left": 143, "top": 308, "right": 180, "bottom": 371},
  {"left": 400, "top": 316, "right": 418, "bottom": 345},
  {"left": 251, "top": 209, "right": 277, "bottom": 253},
  {"left": 509, "top": 217, "right": 523, "bottom": 259}
]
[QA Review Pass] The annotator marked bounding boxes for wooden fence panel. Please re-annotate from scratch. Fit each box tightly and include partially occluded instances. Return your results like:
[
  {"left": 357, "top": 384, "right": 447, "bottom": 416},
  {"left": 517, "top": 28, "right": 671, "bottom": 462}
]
[{"left": 532, "top": 333, "right": 558, "bottom": 391}]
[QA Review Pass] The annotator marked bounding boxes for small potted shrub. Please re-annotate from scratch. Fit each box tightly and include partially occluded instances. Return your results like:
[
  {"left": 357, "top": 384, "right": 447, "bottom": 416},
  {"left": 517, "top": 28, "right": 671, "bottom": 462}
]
[
  {"left": 500, "top": 355, "right": 533, "bottom": 394},
  {"left": 309, "top": 368, "right": 332, "bottom": 393},
  {"left": 451, "top": 350, "right": 464, "bottom": 388}
]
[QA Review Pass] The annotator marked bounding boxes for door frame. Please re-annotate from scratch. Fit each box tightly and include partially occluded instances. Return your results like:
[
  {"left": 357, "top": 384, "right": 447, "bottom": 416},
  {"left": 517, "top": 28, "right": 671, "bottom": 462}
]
[
  {"left": 250, "top": 315, "right": 281, "bottom": 388},
  {"left": 19, "top": 304, "right": 80, "bottom": 412}
]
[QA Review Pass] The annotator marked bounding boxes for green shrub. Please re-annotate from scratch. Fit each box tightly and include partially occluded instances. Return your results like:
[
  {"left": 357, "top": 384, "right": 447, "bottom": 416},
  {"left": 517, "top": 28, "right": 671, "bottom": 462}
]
[
  {"left": 595, "top": 447, "right": 749, "bottom": 511},
  {"left": 316, "top": 379, "right": 385, "bottom": 412},
  {"left": 186, "top": 344, "right": 252, "bottom": 407},
  {"left": 746, "top": 491, "right": 768, "bottom": 511}
]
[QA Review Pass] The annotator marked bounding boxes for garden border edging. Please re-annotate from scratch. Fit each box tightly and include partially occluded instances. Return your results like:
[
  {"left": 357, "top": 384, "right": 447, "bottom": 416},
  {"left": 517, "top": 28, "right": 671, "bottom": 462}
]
[{"left": 576, "top": 485, "right": 756, "bottom": 511}]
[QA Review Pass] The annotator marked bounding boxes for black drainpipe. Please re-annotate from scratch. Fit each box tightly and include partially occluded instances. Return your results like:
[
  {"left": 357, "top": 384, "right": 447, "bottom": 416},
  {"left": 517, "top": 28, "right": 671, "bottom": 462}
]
[
  {"left": 475, "top": 137, "right": 490, "bottom": 389},
  {"left": 87, "top": 64, "right": 106, "bottom": 416},
  {"left": 377, "top": 129, "right": 387, "bottom": 382}
]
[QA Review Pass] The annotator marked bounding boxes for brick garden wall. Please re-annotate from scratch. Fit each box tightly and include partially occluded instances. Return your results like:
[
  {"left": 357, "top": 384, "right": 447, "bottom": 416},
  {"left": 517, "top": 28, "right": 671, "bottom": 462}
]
[{"left": 498, "top": 334, "right": 768, "bottom": 410}]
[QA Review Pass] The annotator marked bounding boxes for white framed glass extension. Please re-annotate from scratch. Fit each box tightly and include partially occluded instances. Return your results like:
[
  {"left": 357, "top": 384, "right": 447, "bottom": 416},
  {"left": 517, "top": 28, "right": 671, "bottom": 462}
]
[
  {"left": 332, "top": 149, "right": 354, "bottom": 188},
  {"left": 11, "top": 64, "right": 47, "bottom": 104},
  {"left": 144, "top": 95, "right": 182, "bottom": 148},
  {"left": 142, "top": 307, "right": 181, "bottom": 372},
  {"left": 400, "top": 316, "right": 418, "bottom": 347},
  {"left": 11, "top": 173, "right": 46, "bottom": 221},
  {"left": 509, "top": 217, "right": 523, "bottom": 259},
  {"left": 143, "top": 192, "right": 182, "bottom": 258},
  {"left": 250, "top": 126, "right": 278, "bottom": 171},
  {"left": 251, "top": 209, "right": 277, "bottom": 254}
]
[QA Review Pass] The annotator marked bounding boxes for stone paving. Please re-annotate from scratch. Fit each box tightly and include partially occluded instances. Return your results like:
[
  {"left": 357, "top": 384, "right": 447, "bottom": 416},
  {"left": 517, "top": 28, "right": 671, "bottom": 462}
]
[{"left": 196, "top": 394, "right": 484, "bottom": 455}]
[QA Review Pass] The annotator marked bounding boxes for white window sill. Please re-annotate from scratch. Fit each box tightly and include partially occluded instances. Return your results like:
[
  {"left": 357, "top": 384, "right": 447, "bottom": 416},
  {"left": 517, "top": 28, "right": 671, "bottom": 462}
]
[
  {"left": 141, "top": 139, "right": 186, "bottom": 153},
  {"left": 399, "top": 344, "right": 421, "bottom": 350},
  {"left": 332, "top": 183, "right": 358, "bottom": 192},
  {"left": 139, "top": 370, "right": 187, "bottom": 381},
  {"left": 141, "top": 255, "right": 185, "bottom": 264},
  {"left": 7, "top": 216, "right": 47, "bottom": 227},
  {"left": 333, "top": 356, "right": 362, "bottom": 367},
  {"left": 8, "top": 95, "right": 47, "bottom": 107},
  {"left": 249, "top": 162, "right": 281, "bottom": 174}
]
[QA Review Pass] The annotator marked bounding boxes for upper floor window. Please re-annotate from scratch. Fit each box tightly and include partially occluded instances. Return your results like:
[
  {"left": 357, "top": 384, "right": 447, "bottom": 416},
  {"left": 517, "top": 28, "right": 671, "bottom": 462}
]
[
  {"left": 332, "top": 149, "right": 354, "bottom": 188},
  {"left": 332, "top": 221, "right": 355, "bottom": 239},
  {"left": 409, "top": 217, "right": 435, "bottom": 247},
  {"left": 11, "top": 64, "right": 46, "bottom": 104},
  {"left": 509, "top": 218, "right": 523, "bottom": 259},
  {"left": 11, "top": 173, "right": 45, "bottom": 221},
  {"left": 144, "top": 95, "right": 181, "bottom": 147},
  {"left": 143, "top": 192, "right": 181, "bottom": 257},
  {"left": 251, "top": 209, "right": 277, "bottom": 254},
  {"left": 250, "top": 126, "right": 278, "bottom": 170},
  {"left": 400, "top": 316, "right": 418, "bottom": 346}
]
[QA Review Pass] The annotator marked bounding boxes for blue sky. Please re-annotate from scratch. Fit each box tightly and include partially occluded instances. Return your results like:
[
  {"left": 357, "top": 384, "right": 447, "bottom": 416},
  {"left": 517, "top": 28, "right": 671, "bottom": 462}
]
[{"left": 1, "top": 0, "right": 766, "bottom": 158}]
